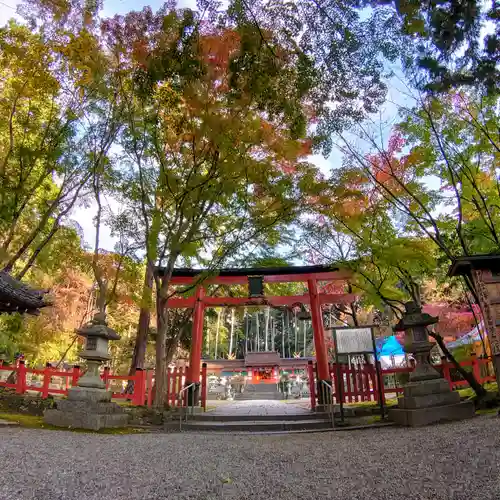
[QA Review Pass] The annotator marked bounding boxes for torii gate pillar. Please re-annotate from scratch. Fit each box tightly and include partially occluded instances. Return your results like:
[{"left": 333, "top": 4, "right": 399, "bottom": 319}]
[
  {"left": 308, "top": 279, "right": 331, "bottom": 404},
  {"left": 186, "top": 286, "right": 205, "bottom": 405}
]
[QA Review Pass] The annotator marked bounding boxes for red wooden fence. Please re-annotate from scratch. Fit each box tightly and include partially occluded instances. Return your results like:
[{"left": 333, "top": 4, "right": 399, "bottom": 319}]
[
  {"left": 321, "top": 354, "right": 495, "bottom": 408},
  {"left": 1, "top": 355, "right": 493, "bottom": 410},
  {"left": 302, "top": 354, "right": 495, "bottom": 410},
  {"left": 0, "top": 361, "right": 208, "bottom": 409}
]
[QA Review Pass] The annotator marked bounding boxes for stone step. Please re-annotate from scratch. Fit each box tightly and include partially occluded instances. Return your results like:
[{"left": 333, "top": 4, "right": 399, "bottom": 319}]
[
  {"left": 244, "top": 384, "right": 279, "bottom": 392},
  {"left": 235, "top": 393, "right": 283, "bottom": 401},
  {"left": 181, "top": 419, "right": 332, "bottom": 432},
  {"left": 190, "top": 412, "right": 330, "bottom": 422}
]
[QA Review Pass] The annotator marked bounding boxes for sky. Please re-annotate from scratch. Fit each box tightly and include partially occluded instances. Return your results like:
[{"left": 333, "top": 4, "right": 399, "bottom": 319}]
[{"left": 0, "top": 0, "right": 409, "bottom": 253}]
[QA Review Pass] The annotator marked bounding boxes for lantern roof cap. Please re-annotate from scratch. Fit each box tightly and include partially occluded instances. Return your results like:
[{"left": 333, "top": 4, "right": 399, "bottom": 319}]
[
  {"left": 394, "top": 301, "right": 438, "bottom": 332},
  {"left": 76, "top": 312, "right": 120, "bottom": 340}
]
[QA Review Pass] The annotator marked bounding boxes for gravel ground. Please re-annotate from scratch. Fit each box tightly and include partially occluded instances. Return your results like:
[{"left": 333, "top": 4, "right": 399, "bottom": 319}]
[{"left": 0, "top": 415, "right": 499, "bottom": 500}]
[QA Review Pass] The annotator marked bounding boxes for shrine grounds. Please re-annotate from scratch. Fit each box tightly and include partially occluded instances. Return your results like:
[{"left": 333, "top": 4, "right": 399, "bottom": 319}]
[{"left": 0, "top": 415, "right": 499, "bottom": 500}]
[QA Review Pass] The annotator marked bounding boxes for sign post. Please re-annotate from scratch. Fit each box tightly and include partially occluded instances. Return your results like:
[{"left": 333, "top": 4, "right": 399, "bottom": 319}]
[{"left": 333, "top": 326, "right": 384, "bottom": 423}]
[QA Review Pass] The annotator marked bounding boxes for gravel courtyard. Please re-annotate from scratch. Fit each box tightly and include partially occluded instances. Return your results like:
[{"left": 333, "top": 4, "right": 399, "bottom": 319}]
[{"left": 0, "top": 415, "right": 499, "bottom": 500}]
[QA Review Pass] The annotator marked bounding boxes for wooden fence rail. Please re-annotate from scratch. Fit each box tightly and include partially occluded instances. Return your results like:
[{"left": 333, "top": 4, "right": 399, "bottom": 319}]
[{"left": 0, "top": 361, "right": 207, "bottom": 408}]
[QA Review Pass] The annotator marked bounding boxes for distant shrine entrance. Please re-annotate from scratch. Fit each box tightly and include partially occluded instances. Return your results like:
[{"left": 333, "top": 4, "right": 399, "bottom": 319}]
[{"left": 161, "top": 264, "right": 354, "bottom": 403}]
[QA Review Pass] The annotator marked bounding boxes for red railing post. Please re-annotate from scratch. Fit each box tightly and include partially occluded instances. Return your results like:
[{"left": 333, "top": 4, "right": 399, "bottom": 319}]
[
  {"left": 132, "top": 368, "right": 146, "bottom": 406},
  {"left": 103, "top": 366, "right": 110, "bottom": 390},
  {"left": 146, "top": 370, "right": 154, "bottom": 408},
  {"left": 171, "top": 367, "right": 179, "bottom": 407},
  {"left": 366, "top": 363, "right": 375, "bottom": 402},
  {"left": 471, "top": 353, "right": 481, "bottom": 383},
  {"left": 139, "top": 368, "right": 147, "bottom": 405},
  {"left": 201, "top": 362, "right": 208, "bottom": 411},
  {"left": 41, "top": 362, "right": 51, "bottom": 399},
  {"left": 376, "top": 361, "right": 386, "bottom": 406},
  {"left": 71, "top": 365, "right": 80, "bottom": 388},
  {"left": 16, "top": 361, "right": 26, "bottom": 394},
  {"left": 440, "top": 356, "right": 452, "bottom": 389},
  {"left": 307, "top": 360, "right": 316, "bottom": 410}
]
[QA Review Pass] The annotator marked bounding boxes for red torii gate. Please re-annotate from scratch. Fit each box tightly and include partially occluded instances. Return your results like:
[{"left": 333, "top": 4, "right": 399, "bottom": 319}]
[{"left": 160, "top": 264, "right": 354, "bottom": 403}]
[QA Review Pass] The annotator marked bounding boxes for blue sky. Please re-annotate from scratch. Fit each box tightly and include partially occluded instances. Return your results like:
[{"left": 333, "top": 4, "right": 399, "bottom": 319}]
[{"left": 0, "top": 0, "right": 409, "bottom": 252}]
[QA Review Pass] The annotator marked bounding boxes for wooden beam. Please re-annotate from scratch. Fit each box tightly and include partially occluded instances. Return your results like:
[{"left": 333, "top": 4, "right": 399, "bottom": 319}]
[
  {"left": 169, "top": 270, "right": 351, "bottom": 285},
  {"left": 166, "top": 293, "right": 357, "bottom": 308}
]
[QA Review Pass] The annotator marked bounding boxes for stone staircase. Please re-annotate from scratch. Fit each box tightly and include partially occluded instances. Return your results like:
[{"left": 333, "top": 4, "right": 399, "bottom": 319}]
[
  {"left": 178, "top": 410, "right": 333, "bottom": 432},
  {"left": 235, "top": 383, "right": 282, "bottom": 401}
]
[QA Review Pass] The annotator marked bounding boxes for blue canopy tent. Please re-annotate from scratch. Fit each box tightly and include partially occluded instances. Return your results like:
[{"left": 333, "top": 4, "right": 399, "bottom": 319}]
[
  {"left": 375, "top": 336, "right": 406, "bottom": 368},
  {"left": 376, "top": 336, "right": 405, "bottom": 358}
]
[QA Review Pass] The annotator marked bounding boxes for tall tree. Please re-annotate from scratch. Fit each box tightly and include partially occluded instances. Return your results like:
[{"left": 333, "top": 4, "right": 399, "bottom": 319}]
[
  {"left": 1, "top": 0, "right": 126, "bottom": 279},
  {"left": 370, "top": 0, "right": 499, "bottom": 94},
  {"left": 331, "top": 89, "right": 500, "bottom": 300},
  {"left": 103, "top": 6, "right": 322, "bottom": 406},
  {"left": 228, "top": 0, "right": 404, "bottom": 154}
]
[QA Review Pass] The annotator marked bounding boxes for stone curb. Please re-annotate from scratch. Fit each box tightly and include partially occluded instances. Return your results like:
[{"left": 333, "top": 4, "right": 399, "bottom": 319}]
[{"left": 0, "top": 419, "right": 19, "bottom": 427}]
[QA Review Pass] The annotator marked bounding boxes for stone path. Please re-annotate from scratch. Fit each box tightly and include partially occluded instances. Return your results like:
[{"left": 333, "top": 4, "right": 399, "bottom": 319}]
[
  {"left": 210, "top": 399, "right": 311, "bottom": 416},
  {"left": 1, "top": 415, "right": 500, "bottom": 499}
]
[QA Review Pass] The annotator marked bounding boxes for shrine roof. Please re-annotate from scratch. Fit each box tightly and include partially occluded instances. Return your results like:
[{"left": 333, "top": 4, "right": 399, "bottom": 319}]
[
  {"left": 158, "top": 264, "right": 350, "bottom": 284},
  {"left": 448, "top": 254, "right": 500, "bottom": 277},
  {"left": 161, "top": 264, "right": 341, "bottom": 277},
  {"left": 0, "top": 271, "right": 51, "bottom": 315}
]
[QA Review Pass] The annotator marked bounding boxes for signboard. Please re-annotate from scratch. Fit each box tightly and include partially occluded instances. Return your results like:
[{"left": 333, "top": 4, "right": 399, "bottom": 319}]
[
  {"left": 332, "top": 325, "right": 385, "bottom": 423},
  {"left": 335, "top": 327, "right": 373, "bottom": 354}
]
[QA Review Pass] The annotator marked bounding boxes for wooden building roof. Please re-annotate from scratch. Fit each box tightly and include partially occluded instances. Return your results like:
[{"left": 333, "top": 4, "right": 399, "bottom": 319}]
[{"left": 0, "top": 271, "right": 51, "bottom": 315}]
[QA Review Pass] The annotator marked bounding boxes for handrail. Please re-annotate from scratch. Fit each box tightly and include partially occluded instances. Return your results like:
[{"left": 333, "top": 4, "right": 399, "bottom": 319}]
[
  {"left": 321, "top": 380, "right": 335, "bottom": 429},
  {"left": 178, "top": 383, "right": 196, "bottom": 431}
]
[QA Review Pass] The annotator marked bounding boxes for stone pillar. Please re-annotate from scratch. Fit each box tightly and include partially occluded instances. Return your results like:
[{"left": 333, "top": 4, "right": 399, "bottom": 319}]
[
  {"left": 388, "top": 302, "right": 474, "bottom": 427},
  {"left": 44, "top": 313, "right": 129, "bottom": 431}
]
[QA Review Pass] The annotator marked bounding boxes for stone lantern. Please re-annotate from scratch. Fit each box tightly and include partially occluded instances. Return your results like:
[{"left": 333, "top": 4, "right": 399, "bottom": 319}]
[
  {"left": 76, "top": 312, "right": 120, "bottom": 390},
  {"left": 388, "top": 301, "right": 474, "bottom": 426},
  {"left": 396, "top": 301, "right": 440, "bottom": 383},
  {"left": 44, "top": 312, "right": 129, "bottom": 430}
]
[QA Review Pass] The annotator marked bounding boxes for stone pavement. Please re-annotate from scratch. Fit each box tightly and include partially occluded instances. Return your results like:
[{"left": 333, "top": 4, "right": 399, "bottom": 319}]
[{"left": 210, "top": 399, "right": 311, "bottom": 416}]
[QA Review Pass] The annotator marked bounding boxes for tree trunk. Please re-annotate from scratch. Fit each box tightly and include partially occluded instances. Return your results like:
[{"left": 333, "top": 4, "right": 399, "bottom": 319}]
[
  {"left": 215, "top": 308, "right": 221, "bottom": 359},
  {"left": 286, "top": 310, "right": 290, "bottom": 358},
  {"left": 271, "top": 317, "right": 275, "bottom": 352},
  {"left": 281, "top": 312, "right": 285, "bottom": 357},
  {"left": 152, "top": 261, "right": 175, "bottom": 409},
  {"left": 229, "top": 308, "right": 235, "bottom": 356},
  {"left": 255, "top": 312, "right": 260, "bottom": 352},
  {"left": 429, "top": 331, "right": 487, "bottom": 399},
  {"left": 294, "top": 311, "right": 298, "bottom": 354},
  {"left": 303, "top": 320, "right": 307, "bottom": 355},
  {"left": 264, "top": 307, "right": 270, "bottom": 351},
  {"left": 128, "top": 263, "right": 154, "bottom": 379},
  {"left": 206, "top": 316, "right": 211, "bottom": 356},
  {"left": 244, "top": 307, "right": 248, "bottom": 355},
  {"left": 153, "top": 297, "right": 168, "bottom": 408}
]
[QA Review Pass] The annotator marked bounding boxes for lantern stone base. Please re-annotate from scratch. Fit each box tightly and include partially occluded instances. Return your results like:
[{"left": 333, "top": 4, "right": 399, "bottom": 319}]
[
  {"left": 388, "top": 379, "right": 475, "bottom": 427},
  {"left": 44, "top": 387, "right": 129, "bottom": 431}
]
